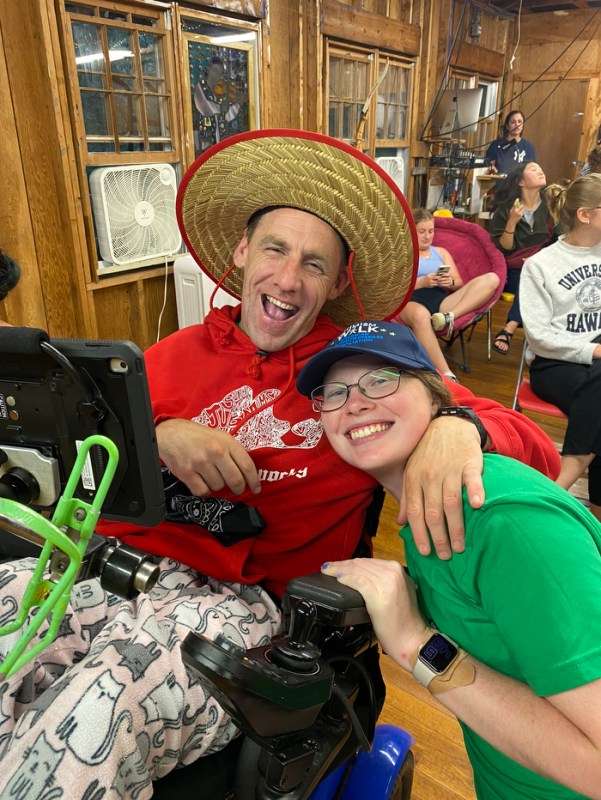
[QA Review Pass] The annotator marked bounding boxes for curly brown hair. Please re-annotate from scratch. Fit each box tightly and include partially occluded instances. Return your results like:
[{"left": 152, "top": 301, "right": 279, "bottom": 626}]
[{"left": 0, "top": 249, "right": 21, "bottom": 302}]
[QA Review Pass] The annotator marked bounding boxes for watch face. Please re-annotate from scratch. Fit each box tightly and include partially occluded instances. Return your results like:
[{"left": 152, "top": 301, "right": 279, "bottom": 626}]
[{"left": 419, "top": 634, "right": 458, "bottom": 674}]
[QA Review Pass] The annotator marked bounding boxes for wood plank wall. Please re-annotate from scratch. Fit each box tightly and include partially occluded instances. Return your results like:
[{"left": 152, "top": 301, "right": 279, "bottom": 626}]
[
  {"left": 0, "top": 0, "right": 599, "bottom": 347},
  {"left": 511, "top": 9, "right": 601, "bottom": 172},
  {"left": 0, "top": 0, "right": 92, "bottom": 336}
]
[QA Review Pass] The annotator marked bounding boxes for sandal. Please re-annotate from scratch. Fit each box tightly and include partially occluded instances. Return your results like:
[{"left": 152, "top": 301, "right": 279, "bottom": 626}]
[{"left": 493, "top": 329, "right": 513, "bottom": 355}]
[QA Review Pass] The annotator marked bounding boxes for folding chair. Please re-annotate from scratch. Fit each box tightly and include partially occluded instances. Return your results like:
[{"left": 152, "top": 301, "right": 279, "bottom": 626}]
[{"left": 511, "top": 339, "right": 567, "bottom": 418}]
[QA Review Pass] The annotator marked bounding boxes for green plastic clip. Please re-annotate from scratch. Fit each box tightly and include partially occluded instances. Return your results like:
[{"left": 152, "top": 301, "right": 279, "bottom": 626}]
[{"left": 0, "top": 435, "right": 118, "bottom": 678}]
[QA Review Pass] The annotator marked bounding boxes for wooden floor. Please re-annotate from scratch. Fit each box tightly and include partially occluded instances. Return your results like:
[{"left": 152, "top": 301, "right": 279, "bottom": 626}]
[{"left": 371, "top": 298, "right": 572, "bottom": 800}]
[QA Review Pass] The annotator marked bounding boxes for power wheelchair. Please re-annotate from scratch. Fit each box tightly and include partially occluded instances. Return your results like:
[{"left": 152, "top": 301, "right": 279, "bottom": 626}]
[{"left": 0, "top": 328, "right": 415, "bottom": 799}]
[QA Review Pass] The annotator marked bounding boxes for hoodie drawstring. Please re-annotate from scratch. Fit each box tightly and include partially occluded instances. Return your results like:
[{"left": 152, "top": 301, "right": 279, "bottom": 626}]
[{"left": 247, "top": 350, "right": 267, "bottom": 378}]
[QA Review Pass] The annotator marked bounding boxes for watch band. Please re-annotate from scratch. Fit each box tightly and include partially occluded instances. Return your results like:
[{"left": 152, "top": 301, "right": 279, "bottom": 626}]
[
  {"left": 412, "top": 654, "right": 443, "bottom": 688},
  {"left": 434, "top": 406, "right": 489, "bottom": 450},
  {"left": 411, "top": 629, "right": 476, "bottom": 694}
]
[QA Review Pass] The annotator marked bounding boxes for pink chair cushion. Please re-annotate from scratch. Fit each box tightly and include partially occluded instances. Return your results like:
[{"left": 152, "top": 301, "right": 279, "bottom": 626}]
[{"left": 432, "top": 216, "right": 507, "bottom": 332}]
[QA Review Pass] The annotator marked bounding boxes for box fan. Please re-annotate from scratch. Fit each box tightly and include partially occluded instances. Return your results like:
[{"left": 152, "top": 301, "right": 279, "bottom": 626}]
[
  {"left": 90, "top": 163, "right": 182, "bottom": 269},
  {"left": 376, "top": 157, "right": 406, "bottom": 194}
]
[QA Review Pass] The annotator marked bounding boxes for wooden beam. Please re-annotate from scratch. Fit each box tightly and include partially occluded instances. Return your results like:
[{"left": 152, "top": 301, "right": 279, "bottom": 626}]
[
  {"left": 175, "top": 0, "right": 265, "bottom": 18},
  {"left": 321, "top": 0, "right": 421, "bottom": 56},
  {"left": 451, "top": 41, "right": 505, "bottom": 77}
]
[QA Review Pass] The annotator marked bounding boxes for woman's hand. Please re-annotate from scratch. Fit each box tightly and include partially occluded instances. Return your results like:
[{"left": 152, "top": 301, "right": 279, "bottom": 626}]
[
  {"left": 423, "top": 272, "right": 440, "bottom": 288},
  {"left": 321, "top": 558, "right": 429, "bottom": 670},
  {"left": 507, "top": 198, "right": 525, "bottom": 226},
  {"left": 435, "top": 272, "right": 454, "bottom": 289}
]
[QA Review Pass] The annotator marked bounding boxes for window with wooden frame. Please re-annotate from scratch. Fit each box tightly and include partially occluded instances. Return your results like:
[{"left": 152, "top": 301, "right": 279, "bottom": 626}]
[
  {"left": 60, "top": 1, "right": 178, "bottom": 163},
  {"left": 178, "top": 9, "right": 260, "bottom": 169},
  {"left": 327, "top": 44, "right": 415, "bottom": 192},
  {"left": 57, "top": 0, "right": 182, "bottom": 277},
  {"left": 327, "top": 46, "right": 414, "bottom": 152}
]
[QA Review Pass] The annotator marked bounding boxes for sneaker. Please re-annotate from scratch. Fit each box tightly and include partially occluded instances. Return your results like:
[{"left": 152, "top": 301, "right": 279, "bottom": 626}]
[
  {"left": 444, "top": 371, "right": 459, "bottom": 384},
  {"left": 431, "top": 311, "right": 454, "bottom": 336}
]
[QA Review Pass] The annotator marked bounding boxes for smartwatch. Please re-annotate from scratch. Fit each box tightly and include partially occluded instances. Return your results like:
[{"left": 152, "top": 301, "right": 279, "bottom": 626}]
[
  {"left": 434, "top": 406, "right": 488, "bottom": 450},
  {"left": 412, "top": 631, "right": 460, "bottom": 688}
]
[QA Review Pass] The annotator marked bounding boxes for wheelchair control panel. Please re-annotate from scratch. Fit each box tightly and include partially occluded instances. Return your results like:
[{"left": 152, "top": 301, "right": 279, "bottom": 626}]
[{"left": 182, "top": 572, "right": 380, "bottom": 800}]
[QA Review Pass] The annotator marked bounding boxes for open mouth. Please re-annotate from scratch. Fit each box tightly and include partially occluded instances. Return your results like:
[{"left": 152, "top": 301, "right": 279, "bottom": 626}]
[
  {"left": 348, "top": 422, "right": 392, "bottom": 441},
  {"left": 263, "top": 294, "right": 298, "bottom": 321}
]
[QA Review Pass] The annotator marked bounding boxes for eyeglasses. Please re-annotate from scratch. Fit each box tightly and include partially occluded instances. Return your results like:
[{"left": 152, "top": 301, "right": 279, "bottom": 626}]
[{"left": 311, "top": 367, "right": 406, "bottom": 412}]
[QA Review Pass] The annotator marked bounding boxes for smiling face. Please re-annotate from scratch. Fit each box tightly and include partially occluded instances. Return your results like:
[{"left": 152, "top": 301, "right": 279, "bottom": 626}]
[
  {"left": 519, "top": 162, "right": 546, "bottom": 191},
  {"left": 234, "top": 208, "right": 350, "bottom": 352},
  {"left": 415, "top": 219, "right": 435, "bottom": 254},
  {"left": 319, "top": 355, "right": 438, "bottom": 488}
]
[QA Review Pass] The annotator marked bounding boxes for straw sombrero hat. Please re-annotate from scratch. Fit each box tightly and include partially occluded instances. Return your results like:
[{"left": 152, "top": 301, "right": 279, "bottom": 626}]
[{"left": 176, "top": 129, "right": 416, "bottom": 327}]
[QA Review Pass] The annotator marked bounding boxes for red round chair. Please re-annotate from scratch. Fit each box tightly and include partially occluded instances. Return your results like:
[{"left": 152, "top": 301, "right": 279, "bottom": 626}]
[{"left": 433, "top": 215, "right": 507, "bottom": 371}]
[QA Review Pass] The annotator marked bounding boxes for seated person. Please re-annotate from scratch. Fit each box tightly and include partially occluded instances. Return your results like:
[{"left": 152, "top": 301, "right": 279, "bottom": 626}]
[
  {"left": 297, "top": 320, "right": 601, "bottom": 800},
  {"left": 0, "top": 131, "right": 559, "bottom": 798},
  {"left": 395, "top": 208, "right": 499, "bottom": 382},
  {"left": 489, "top": 162, "right": 558, "bottom": 354},
  {"left": 579, "top": 143, "right": 601, "bottom": 177},
  {"left": 0, "top": 248, "right": 21, "bottom": 327},
  {"left": 485, "top": 109, "right": 536, "bottom": 176},
  {"left": 521, "top": 173, "right": 601, "bottom": 522}
]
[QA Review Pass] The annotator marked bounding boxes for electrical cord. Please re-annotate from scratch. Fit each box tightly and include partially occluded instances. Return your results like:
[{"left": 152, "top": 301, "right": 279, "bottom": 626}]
[
  {"left": 473, "top": 8, "right": 600, "bottom": 152},
  {"left": 418, "top": 0, "right": 470, "bottom": 141},
  {"left": 330, "top": 684, "right": 372, "bottom": 754},
  {"left": 423, "top": 8, "right": 599, "bottom": 149},
  {"left": 40, "top": 340, "right": 95, "bottom": 403},
  {"left": 327, "top": 652, "right": 378, "bottom": 752},
  {"left": 156, "top": 255, "right": 169, "bottom": 343}
]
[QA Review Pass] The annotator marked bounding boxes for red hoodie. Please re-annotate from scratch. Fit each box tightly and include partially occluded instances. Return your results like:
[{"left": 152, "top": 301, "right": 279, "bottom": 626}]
[{"left": 102, "top": 306, "right": 559, "bottom": 597}]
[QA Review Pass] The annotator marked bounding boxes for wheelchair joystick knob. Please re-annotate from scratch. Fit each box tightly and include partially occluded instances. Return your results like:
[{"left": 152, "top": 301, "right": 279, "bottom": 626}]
[{"left": 269, "top": 599, "right": 321, "bottom": 673}]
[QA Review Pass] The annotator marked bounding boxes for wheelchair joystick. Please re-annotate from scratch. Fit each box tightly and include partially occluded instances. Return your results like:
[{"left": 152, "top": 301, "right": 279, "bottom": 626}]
[
  {"left": 180, "top": 574, "right": 385, "bottom": 800},
  {"left": 269, "top": 598, "right": 321, "bottom": 672}
]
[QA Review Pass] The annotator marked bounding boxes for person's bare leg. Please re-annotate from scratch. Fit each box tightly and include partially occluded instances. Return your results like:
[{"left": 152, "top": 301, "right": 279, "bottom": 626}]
[
  {"left": 557, "top": 453, "right": 595, "bottom": 491},
  {"left": 397, "top": 303, "right": 454, "bottom": 377},
  {"left": 440, "top": 273, "right": 500, "bottom": 319}
]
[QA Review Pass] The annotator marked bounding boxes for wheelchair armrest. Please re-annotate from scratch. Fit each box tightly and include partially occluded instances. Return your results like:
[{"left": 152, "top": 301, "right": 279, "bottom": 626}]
[{"left": 283, "top": 572, "right": 370, "bottom": 628}]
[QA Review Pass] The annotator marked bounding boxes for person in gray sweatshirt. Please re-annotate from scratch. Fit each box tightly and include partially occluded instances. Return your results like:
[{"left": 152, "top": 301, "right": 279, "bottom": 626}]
[{"left": 521, "top": 173, "right": 601, "bottom": 521}]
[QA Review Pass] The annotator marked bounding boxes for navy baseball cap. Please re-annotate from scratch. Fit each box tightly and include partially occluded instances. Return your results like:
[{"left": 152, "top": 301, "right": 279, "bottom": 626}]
[{"left": 297, "top": 321, "right": 437, "bottom": 396}]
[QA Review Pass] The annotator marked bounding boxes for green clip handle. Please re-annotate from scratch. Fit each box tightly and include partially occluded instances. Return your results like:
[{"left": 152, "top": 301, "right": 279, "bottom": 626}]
[{"left": 0, "top": 435, "right": 119, "bottom": 678}]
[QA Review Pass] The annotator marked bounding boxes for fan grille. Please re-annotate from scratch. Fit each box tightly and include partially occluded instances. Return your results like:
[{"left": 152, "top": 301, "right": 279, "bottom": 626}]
[
  {"left": 376, "top": 157, "right": 406, "bottom": 194},
  {"left": 90, "top": 164, "right": 182, "bottom": 265}
]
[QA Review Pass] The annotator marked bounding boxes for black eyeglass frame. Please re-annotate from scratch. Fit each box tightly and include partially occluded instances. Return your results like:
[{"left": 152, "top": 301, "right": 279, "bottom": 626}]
[{"left": 310, "top": 366, "right": 406, "bottom": 413}]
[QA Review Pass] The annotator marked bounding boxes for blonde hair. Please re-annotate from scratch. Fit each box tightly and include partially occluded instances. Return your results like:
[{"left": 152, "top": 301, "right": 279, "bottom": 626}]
[
  {"left": 546, "top": 173, "right": 601, "bottom": 233},
  {"left": 412, "top": 208, "right": 433, "bottom": 225}
]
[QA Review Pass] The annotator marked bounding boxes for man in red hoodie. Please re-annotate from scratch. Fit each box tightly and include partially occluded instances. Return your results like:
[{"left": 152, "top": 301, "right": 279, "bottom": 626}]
[{"left": 0, "top": 131, "right": 559, "bottom": 799}]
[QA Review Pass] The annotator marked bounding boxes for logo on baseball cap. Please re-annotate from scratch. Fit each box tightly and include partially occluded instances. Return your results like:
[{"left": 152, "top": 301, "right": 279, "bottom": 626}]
[{"left": 297, "top": 321, "right": 437, "bottom": 397}]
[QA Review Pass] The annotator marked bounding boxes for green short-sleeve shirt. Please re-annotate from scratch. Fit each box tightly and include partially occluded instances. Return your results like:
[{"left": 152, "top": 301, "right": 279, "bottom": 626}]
[{"left": 401, "top": 454, "right": 601, "bottom": 799}]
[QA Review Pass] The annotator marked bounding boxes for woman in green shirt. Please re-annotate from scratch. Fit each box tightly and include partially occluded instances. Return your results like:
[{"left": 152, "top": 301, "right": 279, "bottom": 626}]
[{"left": 297, "top": 320, "right": 601, "bottom": 800}]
